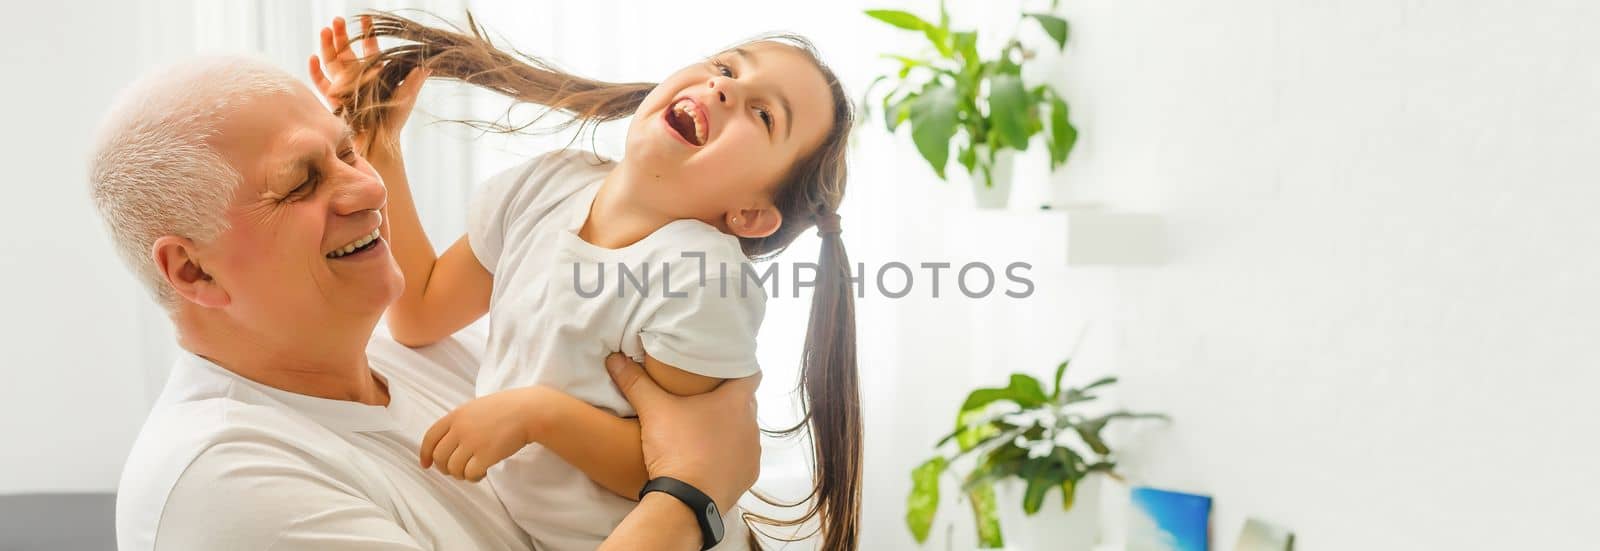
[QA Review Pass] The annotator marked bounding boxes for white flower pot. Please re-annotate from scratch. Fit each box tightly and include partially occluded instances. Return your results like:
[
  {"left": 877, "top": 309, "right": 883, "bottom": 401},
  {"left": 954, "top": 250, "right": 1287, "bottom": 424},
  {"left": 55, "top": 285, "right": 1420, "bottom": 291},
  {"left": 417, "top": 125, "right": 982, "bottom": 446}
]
[
  {"left": 992, "top": 476, "right": 1102, "bottom": 551},
  {"left": 968, "top": 148, "right": 1016, "bottom": 210}
]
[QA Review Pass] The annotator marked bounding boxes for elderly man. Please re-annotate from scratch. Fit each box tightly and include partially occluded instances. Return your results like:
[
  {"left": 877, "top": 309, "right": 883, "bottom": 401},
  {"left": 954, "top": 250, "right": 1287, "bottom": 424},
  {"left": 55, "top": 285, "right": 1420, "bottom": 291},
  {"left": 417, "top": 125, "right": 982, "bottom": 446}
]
[{"left": 90, "top": 56, "right": 759, "bottom": 550}]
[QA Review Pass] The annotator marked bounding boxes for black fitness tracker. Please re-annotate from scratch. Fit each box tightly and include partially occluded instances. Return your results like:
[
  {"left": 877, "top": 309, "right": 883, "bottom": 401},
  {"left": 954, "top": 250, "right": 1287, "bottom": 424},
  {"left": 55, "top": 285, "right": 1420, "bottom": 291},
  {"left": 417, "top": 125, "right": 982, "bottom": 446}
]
[{"left": 639, "top": 476, "right": 724, "bottom": 550}]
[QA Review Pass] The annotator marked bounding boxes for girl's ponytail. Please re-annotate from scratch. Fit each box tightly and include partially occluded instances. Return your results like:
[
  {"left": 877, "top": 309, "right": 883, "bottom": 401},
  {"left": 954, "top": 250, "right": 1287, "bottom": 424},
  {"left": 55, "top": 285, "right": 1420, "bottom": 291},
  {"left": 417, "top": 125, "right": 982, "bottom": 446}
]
[
  {"left": 341, "top": 12, "right": 657, "bottom": 143},
  {"left": 745, "top": 211, "right": 862, "bottom": 551},
  {"left": 799, "top": 212, "right": 864, "bottom": 550}
]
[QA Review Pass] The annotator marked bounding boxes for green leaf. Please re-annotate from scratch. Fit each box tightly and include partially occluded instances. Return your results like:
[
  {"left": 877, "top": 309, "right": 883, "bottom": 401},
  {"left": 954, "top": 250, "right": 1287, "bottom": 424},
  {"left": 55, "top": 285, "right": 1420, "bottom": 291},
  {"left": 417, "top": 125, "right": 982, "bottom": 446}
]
[
  {"left": 996, "top": 47, "right": 1023, "bottom": 75},
  {"left": 1022, "top": 474, "right": 1056, "bottom": 515},
  {"left": 958, "top": 388, "right": 1010, "bottom": 416},
  {"left": 881, "top": 54, "right": 928, "bottom": 69},
  {"left": 881, "top": 55, "right": 924, "bottom": 80},
  {"left": 959, "top": 373, "right": 1050, "bottom": 414},
  {"left": 1026, "top": 13, "right": 1070, "bottom": 50},
  {"left": 886, "top": 94, "right": 914, "bottom": 131},
  {"left": 1060, "top": 478, "right": 1077, "bottom": 510},
  {"left": 954, "top": 408, "right": 1001, "bottom": 451},
  {"left": 934, "top": 409, "right": 982, "bottom": 448},
  {"left": 1051, "top": 359, "right": 1070, "bottom": 400},
  {"left": 1075, "top": 424, "right": 1111, "bottom": 455},
  {"left": 1047, "top": 94, "right": 1077, "bottom": 168},
  {"left": 1053, "top": 445, "right": 1089, "bottom": 473},
  {"left": 1087, "top": 410, "right": 1170, "bottom": 424},
  {"left": 908, "top": 85, "right": 959, "bottom": 179},
  {"left": 1019, "top": 450, "right": 1072, "bottom": 515},
  {"left": 864, "top": 9, "right": 931, "bottom": 31},
  {"left": 1078, "top": 375, "right": 1117, "bottom": 393},
  {"left": 905, "top": 457, "right": 947, "bottom": 543},
  {"left": 967, "top": 483, "right": 1005, "bottom": 548},
  {"left": 1072, "top": 410, "right": 1169, "bottom": 455},
  {"left": 988, "top": 73, "right": 1031, "bottom": 152},
  {"left": 961, "top": 445, "right": 1027, "bottom": 492},
  {"left": 923, "top": 26, "right": 953, "bottom": 58},
  {"left": 951, "top": 31, "right": 979, "bottom": 65},
  {"left": 1085, "top": 461, "right": 1117, "bottom": 473},
  {"left": 862, "top": 74, "right": 890, "bottom": 102},
  {"left": 957, "top": 143, "right": 977, "bottom": 175},
  {"left": 1009, "top": 374, "right": 1049, "bottom": 406}
]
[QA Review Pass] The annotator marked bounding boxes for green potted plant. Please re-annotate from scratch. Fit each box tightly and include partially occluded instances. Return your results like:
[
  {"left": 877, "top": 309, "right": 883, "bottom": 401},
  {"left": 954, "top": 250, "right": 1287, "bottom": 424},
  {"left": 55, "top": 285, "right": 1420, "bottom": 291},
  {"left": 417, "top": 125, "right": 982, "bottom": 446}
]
[
  {"left": 905, "top": 359, "right": 1167, "bottom": 548},
  {"left": 863, "top": 0, "right": 1078, "bottom": 209}
]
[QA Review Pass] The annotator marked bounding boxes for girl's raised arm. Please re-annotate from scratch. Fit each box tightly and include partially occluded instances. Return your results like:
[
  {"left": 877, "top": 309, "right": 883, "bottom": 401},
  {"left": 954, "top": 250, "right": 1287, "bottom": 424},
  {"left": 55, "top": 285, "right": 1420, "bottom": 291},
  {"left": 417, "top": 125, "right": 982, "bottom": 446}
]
[{"left": 310, "top": 15, "right": 490, "bottom": 346}]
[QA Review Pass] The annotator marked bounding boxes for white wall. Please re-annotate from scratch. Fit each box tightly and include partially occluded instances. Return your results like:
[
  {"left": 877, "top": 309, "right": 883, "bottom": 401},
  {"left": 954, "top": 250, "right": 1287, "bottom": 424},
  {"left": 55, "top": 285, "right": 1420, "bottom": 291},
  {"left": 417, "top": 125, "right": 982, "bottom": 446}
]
[
  {"left": 884, "top": 0, "right": 1599, "bottom": 549},
  {"left": 864, "top": 1, "right": 1599, "bottom": 550},
  {"left": 0, "top": 0, "right": 158, "bottom": 494}
]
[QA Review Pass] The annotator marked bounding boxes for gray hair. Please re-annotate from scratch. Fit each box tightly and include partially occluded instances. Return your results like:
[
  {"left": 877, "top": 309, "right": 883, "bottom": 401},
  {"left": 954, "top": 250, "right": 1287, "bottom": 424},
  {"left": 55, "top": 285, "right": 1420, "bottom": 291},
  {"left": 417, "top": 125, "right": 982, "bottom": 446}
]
[{"left": 88, "top": 56, "right": 300, "bottom": 307}]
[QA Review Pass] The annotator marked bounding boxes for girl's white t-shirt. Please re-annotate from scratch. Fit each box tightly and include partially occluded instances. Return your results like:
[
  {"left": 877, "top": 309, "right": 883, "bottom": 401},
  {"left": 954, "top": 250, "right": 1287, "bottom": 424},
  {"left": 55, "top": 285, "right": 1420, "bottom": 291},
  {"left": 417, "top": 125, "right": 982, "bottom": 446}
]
[{"left": 466, "top": 149, "right": 764, "bottom": 550}]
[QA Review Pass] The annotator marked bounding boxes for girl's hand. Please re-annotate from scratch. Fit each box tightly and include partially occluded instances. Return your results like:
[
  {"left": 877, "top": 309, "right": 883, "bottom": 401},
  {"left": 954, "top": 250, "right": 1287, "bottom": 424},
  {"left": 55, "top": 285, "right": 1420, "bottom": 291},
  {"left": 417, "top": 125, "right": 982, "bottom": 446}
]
[
  {"left": 420, "top": 387, "right": 546, "bottom": 482},
  {"left": 307, "top": 15, "right": 429, "bottom": 157}
]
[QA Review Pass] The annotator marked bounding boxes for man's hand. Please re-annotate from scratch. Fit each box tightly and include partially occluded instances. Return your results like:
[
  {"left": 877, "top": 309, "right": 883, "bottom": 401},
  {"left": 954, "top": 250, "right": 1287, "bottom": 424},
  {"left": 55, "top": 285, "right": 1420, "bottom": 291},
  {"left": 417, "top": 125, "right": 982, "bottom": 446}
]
[
  {"left": 419, "top": 387, "right": 546, "bottom": 482},
  {"left": 605, "top": 353, "right": 761, "bottom": 512},
  {"left": 307, "top": 15, "right": 429, "bottom": 157}
]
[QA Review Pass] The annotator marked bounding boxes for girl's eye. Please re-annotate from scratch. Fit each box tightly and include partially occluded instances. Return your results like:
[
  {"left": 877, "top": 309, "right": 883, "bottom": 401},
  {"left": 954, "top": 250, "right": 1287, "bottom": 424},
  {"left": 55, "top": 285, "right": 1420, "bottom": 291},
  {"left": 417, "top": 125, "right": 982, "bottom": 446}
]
[
  {"left": 339, "top": 148, "right": 358, "bottom": 165},
  {"left": 716, "top": 62, "right": 734, "bottom": 78},
  {"left": 757, "top": 108, "right": 773, "bottom": 131}
]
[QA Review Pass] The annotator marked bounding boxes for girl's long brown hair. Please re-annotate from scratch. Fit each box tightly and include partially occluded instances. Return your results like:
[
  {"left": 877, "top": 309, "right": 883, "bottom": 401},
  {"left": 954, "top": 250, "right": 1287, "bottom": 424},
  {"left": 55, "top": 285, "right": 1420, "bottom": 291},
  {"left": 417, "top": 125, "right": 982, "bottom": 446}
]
[{"left": 340, "top": 12, "right": 860, "bottom": 550}]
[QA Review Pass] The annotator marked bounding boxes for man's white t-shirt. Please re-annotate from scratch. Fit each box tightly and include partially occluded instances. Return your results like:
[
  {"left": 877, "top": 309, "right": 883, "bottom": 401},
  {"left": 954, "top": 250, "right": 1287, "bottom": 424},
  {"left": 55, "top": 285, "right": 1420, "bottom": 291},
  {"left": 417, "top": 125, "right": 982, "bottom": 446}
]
[
  {"left": 115, "top": 331, "right": 531, "bottom": 551},
  {"left": 466, "top": 150, "right": 765, "bottom": 550}
]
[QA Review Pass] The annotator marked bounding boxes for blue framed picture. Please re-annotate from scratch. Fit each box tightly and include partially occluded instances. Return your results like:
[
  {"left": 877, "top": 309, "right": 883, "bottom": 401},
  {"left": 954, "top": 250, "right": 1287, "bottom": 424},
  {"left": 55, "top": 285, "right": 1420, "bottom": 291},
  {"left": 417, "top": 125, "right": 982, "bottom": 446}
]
[{"left": 1128, "top": 487, "right": 1212, "bottom": 551}]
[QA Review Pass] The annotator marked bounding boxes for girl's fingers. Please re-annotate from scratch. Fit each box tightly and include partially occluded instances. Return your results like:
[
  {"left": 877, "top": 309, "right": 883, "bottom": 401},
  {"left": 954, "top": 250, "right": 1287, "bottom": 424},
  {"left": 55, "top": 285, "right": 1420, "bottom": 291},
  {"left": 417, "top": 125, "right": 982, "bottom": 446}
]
[
  {"left": 308, "top": 56, "right": 344, "bottom": 110},
  {"left": 465, "top": 456, "right": 489, "bottom": 482},
  {"left": 431, "top": 431, "right": 461, "bottom": 476},
  {"left": 318, "top": 27, "right": 336, "bottom": 69},
  {"left": 447, "top": 447, "right": 472, "bottom": 479},
  {"left": 307, "top": 56, "right": 326, "bottom": 89},
  {"left": 359, "top": 15, "right": 378, "bottom": 59},
  {"left": 334, "top": 17, "right": 359, "bottom": 65},
  {"left": 393, "top": 67, "right": 431, "bottom": 109},
  {"left": 419, "top": 416, "right": 452, "bottom": 467},
  {"left": 308, "top": 56, "right": 332, "bottom": 94},
  {"left": 331, "top": 16, "right": 347, "bottom": 55}
]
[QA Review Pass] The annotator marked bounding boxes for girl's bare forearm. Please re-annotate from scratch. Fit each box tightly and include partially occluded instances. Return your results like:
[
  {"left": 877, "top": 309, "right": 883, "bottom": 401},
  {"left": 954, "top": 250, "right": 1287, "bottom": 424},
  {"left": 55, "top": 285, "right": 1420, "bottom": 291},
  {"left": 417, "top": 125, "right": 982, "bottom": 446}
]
[
  {"left": 368, "top": 151, "right": 441, "bottom": 338},
  {"left": 531, "top": 387, "right": 650, "bottom": 499}
]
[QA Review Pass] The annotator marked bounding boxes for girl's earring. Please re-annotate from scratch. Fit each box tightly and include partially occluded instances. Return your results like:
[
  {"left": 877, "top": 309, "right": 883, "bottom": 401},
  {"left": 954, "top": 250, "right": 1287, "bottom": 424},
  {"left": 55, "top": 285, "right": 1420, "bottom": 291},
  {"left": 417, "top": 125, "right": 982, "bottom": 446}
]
[{"left": 732, "top": 216, "right": 741, "bottom": 224}]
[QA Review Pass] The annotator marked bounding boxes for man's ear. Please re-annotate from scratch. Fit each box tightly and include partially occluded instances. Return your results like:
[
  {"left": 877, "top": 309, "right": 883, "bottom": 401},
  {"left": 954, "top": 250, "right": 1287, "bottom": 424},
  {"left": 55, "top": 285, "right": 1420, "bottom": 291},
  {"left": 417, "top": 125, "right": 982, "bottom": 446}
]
[
  {"left": 724, "top": 205, "right": 782, "bottom": 240},
  {"left": 151, "top": 236, "right": 230, "bottom": 308}
]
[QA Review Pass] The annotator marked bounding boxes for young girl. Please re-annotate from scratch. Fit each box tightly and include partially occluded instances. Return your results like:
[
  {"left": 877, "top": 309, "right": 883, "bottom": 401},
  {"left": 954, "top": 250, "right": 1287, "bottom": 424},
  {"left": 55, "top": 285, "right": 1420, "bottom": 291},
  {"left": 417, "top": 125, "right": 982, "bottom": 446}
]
[{"left": 310, "top": 13, "right": 859, "bottom": 550}]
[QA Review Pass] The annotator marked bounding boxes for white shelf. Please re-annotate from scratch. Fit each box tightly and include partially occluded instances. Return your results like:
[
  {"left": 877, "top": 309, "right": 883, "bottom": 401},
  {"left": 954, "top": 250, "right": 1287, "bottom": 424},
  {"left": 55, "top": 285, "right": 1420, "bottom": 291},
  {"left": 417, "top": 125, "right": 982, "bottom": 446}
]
[{"left": 953, "top": 208, "right": 1168, "bottom": 267}]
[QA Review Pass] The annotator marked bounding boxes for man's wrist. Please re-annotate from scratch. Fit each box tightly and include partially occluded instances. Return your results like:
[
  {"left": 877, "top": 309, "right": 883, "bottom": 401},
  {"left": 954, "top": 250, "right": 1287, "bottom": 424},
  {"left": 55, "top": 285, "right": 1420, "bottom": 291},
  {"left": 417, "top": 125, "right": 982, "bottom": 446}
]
[
  {"left": 638, "top": 492, "right": 702, "bottom": 548},
  {"left": 653, "top": 471, "right": 734, "bottom": 515}
]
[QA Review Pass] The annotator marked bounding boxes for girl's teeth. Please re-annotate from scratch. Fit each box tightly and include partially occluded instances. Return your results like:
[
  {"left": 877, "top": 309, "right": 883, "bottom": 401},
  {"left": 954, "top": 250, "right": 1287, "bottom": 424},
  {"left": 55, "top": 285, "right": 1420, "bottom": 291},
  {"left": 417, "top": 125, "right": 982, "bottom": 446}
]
[{"left": 676, "top": 100, "right": 706, "bottom": 144}]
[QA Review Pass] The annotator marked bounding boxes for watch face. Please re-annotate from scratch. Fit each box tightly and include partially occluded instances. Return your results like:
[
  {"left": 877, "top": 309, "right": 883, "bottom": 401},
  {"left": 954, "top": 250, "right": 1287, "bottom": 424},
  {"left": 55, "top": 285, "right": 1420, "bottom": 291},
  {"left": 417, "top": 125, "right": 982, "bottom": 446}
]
[{"left": 705, "top": 502, "right": 724, "bottom": 540}]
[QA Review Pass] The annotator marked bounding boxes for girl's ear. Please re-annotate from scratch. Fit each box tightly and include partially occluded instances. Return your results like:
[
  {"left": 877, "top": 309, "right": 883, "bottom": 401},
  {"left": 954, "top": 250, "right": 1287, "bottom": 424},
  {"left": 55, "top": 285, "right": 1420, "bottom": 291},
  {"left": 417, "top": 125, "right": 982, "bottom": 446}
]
[
  {"left": 151, "top": 236, "right": 231, "bottom": 309},
  {"left": 725, "top": 205, "right": 782, "bottom": 240}
]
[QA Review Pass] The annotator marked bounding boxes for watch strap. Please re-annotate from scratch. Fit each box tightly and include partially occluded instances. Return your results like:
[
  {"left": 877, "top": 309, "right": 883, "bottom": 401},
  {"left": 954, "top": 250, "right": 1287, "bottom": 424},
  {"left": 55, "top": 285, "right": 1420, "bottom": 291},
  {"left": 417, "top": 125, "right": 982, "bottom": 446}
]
[{"left": 639, "top": 476, "right": 723, "bottom": 550}]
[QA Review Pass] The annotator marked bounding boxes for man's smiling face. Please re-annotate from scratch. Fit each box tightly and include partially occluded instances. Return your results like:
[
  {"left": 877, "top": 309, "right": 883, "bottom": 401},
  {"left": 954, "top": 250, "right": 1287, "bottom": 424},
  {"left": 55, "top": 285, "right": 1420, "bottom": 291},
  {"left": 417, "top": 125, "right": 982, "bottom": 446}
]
[{"left": 194, "top": 84, "right": 403, "bottom": 336}]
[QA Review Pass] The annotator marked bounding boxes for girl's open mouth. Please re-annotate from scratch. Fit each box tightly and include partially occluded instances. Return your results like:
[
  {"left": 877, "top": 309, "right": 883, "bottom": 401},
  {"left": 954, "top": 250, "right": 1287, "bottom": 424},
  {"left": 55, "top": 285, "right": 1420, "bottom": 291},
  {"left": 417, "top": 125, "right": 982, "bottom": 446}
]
[{"left": 664, "top": 97, "right": 708, "bottom": 146}]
